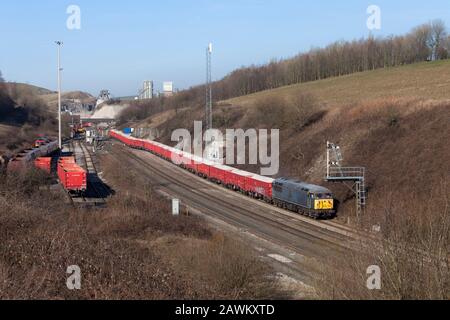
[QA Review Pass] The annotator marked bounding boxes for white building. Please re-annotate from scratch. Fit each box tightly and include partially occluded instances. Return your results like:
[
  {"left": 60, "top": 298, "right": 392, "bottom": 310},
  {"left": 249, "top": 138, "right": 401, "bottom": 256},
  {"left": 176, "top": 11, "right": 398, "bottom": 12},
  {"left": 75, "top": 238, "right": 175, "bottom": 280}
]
[
  {"left": 141, "top": 80, "right": 154, "bottom": 100},
  {"left": 163, "top": 81, "right": 174, "bottom": 97}
]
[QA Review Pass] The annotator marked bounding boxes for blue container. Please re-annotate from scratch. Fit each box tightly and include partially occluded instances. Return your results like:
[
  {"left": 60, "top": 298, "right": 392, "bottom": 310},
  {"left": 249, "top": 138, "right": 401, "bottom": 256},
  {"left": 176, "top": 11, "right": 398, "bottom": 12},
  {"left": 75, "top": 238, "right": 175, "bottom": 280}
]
[{"left": 123, "top": 128, "right": 133, "bottom": 134}]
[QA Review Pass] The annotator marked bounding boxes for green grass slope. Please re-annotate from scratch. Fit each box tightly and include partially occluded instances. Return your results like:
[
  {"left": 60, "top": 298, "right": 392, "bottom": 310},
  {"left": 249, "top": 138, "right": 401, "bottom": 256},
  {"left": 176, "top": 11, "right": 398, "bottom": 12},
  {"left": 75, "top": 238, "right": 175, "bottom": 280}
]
[{"left": 225, "top": 60, "right": 450, "bottom": 107}]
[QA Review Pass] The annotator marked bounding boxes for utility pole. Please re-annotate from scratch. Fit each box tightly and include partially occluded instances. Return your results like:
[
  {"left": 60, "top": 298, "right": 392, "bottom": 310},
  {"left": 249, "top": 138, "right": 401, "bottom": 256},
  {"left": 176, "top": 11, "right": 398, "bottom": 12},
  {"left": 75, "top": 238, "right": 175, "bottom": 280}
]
[
  {"left": 55, "top": 41, "right": 63, "bottom": 150},
  {"left": 206, "top": 43, "right": 213, "bottom": 130}
]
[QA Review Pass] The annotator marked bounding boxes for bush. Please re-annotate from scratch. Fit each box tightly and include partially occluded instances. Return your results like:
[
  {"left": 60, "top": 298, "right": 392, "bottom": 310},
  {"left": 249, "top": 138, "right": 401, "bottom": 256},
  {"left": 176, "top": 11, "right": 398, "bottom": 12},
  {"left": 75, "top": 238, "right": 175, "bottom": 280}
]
[
  {"left": 315, "top": 185, "right": 450, "bottom": 300},
  {"left": 169, "top": 233, "right": 278, "bottom": 299},
  {"left": 246, "top": 92, "right": 325, "bottom": 131},
  {"left": 0, "top": 87, "right": 15, "bottom": 120},
  {"left": 385, "top": 105, "right": 401, "bottom": 128},
  {"left": 285, "top": 92, "right": 326, "bottom": 132},
  {"left": 247, "top": 96, "right": 288, "bottom": 129}
]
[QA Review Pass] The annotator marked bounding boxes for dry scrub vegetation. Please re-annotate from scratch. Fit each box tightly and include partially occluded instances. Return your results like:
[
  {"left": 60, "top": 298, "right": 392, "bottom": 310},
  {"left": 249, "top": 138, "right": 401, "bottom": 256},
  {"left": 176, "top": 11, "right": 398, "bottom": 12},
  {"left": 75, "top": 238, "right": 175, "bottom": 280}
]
[
  {"left": 316, "top": 184, "right": 449, "bottom": 300},
  {"left": 133, "top": 91, "right": 449, "bottom": 300},
  {"left": 244, "top": 92, "right": 326, "bottom": 131},
  {"left": 0, "top": 160, "right": 279, "bottom": 299},
  {"left": 100, "top": 153, "right": 279, "bottom": 299},
  {"left": 235, "top": 95, "right": 450, "bottom": 218}
]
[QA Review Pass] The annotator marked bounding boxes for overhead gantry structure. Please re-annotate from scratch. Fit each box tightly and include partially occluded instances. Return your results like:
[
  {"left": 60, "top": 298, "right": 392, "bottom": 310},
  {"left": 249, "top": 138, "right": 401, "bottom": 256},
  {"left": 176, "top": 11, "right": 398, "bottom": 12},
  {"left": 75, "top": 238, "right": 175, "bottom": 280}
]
[{"left": 325, "top": 141, "right": 367, "bottom": 218}]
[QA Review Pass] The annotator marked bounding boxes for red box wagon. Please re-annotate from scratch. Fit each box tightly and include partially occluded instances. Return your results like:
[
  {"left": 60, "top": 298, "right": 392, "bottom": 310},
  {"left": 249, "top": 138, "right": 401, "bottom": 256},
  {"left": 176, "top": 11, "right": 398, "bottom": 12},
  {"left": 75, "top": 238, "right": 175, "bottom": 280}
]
[
  {"left": 195, "top": 158, "right": 213, "bottom": 178},
  {"left": 58, "top": 157, "right": 76, "bottom": 176},
  {"left": 129, "top": 137, "right": 144, "bottom": 149},
  {"left": 144, "top": 141, "right": 156, "bottom": 154},
  {"left": 152, "top": 144, "right": 163, "bottom": 158},
  {"left": 245, "top": 174, "right": 274, "bottom": 200},
  {"left": 227, "top": 169, "right": 253, "bottom": 191},
  {"left": 184, "top": 154, "right": 202, "bottom": 173},
  {"left": 209, "top": 164, "right": 234, "bottom": 184},
  {"left": 34, "top": 157, "right": 52, "bottom": 173},
  {"left": 159, "top": 145, "right": 172, "bottom": 160},
  {"left": 7, "top": 158, "right": 25, "bottom": 171},
  {"left": 59, "top": 164, "right": 87, "bottom": 193},
  {"left": 170, "top": 150, "right": 187, "bottom": 166},
  {"left": 121, "top": 135, "right": 131, "bottom": 146}
]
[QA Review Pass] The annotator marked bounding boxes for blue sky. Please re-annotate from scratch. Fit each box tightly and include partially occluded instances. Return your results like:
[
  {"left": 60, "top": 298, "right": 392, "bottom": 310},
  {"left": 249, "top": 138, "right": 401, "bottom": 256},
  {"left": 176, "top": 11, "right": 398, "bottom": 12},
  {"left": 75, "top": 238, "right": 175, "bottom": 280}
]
[{"left": 1, "top": 0, "right": 449, "bottom": 96}]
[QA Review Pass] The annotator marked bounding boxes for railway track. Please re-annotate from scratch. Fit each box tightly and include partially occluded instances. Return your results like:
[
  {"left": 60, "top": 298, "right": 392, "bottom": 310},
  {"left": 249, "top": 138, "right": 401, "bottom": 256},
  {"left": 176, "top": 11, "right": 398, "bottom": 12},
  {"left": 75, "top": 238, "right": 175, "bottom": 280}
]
[
  {"left": 68, "top": 140, "right": 109, "bottom": 208},
  {"left": 134, "top": 147, "right": 358, "bottom": 246},
  {"left": 109, "top": 143, "right": 364, "bottom": 283},
  {"left": 118, "top": 145, "right": 450, "bottom": 272}
]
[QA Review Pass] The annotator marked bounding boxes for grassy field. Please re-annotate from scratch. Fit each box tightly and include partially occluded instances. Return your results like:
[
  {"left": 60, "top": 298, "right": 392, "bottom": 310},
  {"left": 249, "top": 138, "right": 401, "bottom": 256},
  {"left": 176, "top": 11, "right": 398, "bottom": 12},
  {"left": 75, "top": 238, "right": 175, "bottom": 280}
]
[{"left": 224, "top": 60, "right": 450, "bottom": 107}]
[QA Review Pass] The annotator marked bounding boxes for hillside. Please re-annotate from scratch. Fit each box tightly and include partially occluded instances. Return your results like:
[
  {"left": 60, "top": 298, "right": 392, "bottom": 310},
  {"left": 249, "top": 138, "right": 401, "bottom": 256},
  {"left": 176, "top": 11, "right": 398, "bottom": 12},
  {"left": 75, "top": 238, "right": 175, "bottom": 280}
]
[
  {"left": 0, "top": 83, "right": 57, "bottom": 155},
  {"left": 0, "top": 82, "right": 97, "bottom": 154},
  {"left": 5, "top": 82, "right": 55, "bottom": 96},
  {"left": 134, "top": 60, "right": 450, "bottom": 221},
  {"left": 41, "top": 90, "right": 96, "bottom": 108},
  {"left": 225, "top": 60, "right": 450, "bottom": 107},
  {"left": 6, "top": 82, "right": 95, "bottom": 108}
]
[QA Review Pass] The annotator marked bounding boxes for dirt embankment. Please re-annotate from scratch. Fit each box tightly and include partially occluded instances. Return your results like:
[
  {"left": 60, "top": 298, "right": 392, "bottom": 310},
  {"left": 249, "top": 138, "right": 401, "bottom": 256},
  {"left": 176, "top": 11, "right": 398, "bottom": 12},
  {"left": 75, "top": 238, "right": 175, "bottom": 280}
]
[{"left": 91, "top": 103, "right": 128, "bottom": 119}]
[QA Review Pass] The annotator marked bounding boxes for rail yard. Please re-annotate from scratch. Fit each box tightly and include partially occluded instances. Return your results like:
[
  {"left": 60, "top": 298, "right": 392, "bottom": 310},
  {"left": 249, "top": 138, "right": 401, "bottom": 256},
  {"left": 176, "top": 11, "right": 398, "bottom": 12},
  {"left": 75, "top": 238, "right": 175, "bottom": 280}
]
[
  {"left": 63, "top": 140, "right": 111, "bottom": 207},
  {"left": 110, "top": 142, "right": 359, "bottom": 282},
  {"left": 5, "top": 120, "right": 443, "bottom": 295},
  {"left": 105, "top": 130, "right": 371, "bottom": 286},
  {"left": 0, "top": 128, "right": 366, "bottom": 289}
]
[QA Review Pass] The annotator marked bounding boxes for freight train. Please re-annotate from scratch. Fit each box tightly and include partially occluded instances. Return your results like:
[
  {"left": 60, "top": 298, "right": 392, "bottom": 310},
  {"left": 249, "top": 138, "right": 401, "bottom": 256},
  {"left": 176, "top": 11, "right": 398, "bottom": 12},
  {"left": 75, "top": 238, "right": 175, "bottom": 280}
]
[
  {"left": 1, "top": 138, "right": 88, "bottom": 194},
  {"left": 110, "top": 130, "right": 336, "bottom": 219},
  {"left": 6, "top": 140, "right": 59, "bottom": 172}
]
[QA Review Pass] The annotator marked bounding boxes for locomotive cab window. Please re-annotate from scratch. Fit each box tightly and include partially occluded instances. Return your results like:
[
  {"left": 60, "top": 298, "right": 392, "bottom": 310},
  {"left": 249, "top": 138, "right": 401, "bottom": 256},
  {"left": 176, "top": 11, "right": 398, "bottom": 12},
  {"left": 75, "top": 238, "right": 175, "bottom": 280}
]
[
  {"left": 315, "top": 193, "right": 332, "bottom": 199},
  {"left": 273, "top": 182, "right": 283, "bottom": 193}
]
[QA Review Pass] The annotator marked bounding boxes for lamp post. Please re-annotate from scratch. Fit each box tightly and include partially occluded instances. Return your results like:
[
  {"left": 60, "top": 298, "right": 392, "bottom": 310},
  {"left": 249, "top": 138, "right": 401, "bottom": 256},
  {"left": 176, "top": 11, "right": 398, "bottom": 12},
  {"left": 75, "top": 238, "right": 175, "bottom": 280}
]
[
  {"left": 55, "top": 41, "right": 63, "bottom": 150},
  {"left": 206, "top": 42, "right": 213, "bottom": 130}
]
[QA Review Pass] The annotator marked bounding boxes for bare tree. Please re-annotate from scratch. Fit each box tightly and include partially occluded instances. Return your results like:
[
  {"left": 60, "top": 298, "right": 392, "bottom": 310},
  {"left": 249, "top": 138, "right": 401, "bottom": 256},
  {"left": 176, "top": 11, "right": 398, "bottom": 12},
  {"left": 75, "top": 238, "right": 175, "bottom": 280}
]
[
  {"left": 430, "top": 19, "right": 447, "bottom": 60},
  {"left": 443, "top": 35, "right": 450, "bottom": 59},
  {"left": 411, "top": 24, "right": 433, "bottom": 61},
  {"left": 119, "top": 22, "right": 450, "bottom": 124},
  {"left": 0, "top": 70, "right": 6, "bottom": 96},
  {"left": 213, "top": 21, "right": 449, "bottom": 100}
]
